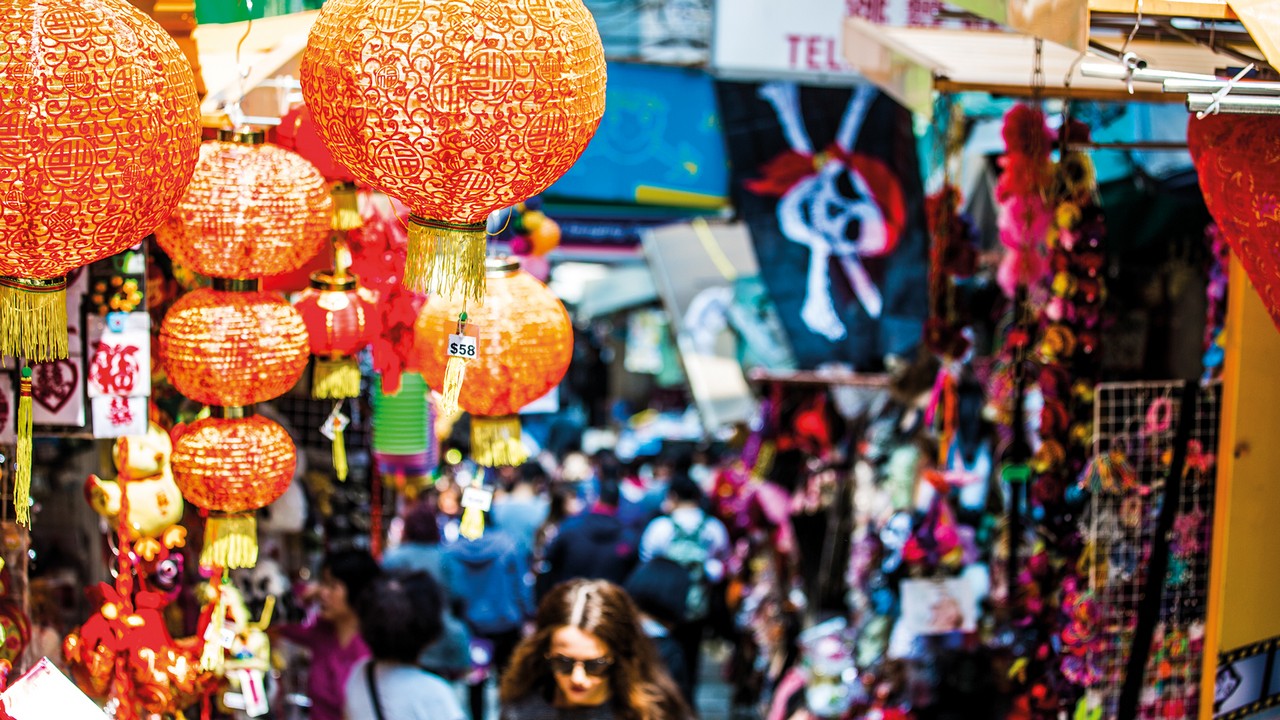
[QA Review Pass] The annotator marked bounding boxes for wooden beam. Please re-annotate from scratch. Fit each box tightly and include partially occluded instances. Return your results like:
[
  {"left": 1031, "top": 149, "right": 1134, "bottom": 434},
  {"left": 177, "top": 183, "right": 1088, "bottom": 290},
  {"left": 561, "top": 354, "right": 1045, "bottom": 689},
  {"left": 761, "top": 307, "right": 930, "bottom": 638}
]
[{"left": 1089, "top": 0, "right": 1238, "bottom": 18}]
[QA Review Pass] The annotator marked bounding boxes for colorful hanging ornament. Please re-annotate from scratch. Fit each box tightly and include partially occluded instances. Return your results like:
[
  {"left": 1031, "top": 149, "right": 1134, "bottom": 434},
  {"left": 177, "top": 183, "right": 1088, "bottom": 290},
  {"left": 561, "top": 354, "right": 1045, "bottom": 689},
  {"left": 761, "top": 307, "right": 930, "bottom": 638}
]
[
  {"left": 159, "top": 286, "right": 310, "bottom": 408},
  {"left": 416, "top": 257, "right": 573, "bottom": 466},
  {"left": 293, "top": 242, "right": 378, "bottom": 400},
  {"left": 170, "top": 414, "right": 296, "bottom": 569},
  {"left": 299, "top": 0, "right": 607, "bottom": 302},
  {"left": 0, "top": 0, "right": 201, "bottom": 361},
  {"left": 1188, "top": 114, "right": 1280, "bottom": 331},
  {"left": 155, "top": 128, "right": 332, "bottom": 279},
  {"left": 14, "top": 368, "right": 31, "bottom": 527},
  {"left": 371, "top": 372, "right": 437, "bottom": 479}
]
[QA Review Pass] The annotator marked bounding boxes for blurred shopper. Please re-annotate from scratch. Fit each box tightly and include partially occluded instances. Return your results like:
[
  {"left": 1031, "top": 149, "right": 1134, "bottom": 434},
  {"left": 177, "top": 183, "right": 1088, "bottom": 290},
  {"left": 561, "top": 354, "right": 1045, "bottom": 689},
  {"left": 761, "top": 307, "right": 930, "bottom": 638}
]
[
  {"left": 624, "top": 558, "right": 694, "bottom": 705},
  {"left": 273, "top": 549, "right": 380, "bottom": 720},
  {"left": 499, "top": 579, "right": 692, "bottom": 720},
  {"left": 534, "top": 484, "right": 581, "bottom": 599},
  {"left": 381, "top": 500, "right": 472, "bottom": 679},
  {"left": 540, "top": 480, "right": 638, "bottom": 596},
  {"left": 493, "top": 463, "right": 551, "bottom": 561},
  {"left": 638, "top": 475, "right": 731, "bottom": 696},
  {"left": 345, "top": 571, "right": 467, "bottom": 720},
  {"left": 443, "top": 510, "right": 536, "bottom": 720}
]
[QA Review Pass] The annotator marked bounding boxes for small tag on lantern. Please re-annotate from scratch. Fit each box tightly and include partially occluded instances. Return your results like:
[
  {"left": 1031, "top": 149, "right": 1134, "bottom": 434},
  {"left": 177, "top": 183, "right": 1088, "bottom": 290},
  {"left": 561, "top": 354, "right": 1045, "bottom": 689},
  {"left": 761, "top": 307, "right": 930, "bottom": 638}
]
[
  {"left": 448, "top": 332, "right": 478, "bottom": 359},
  {"left": 320, "top": 407, "right": 350, "bottom": 442},
  {"left": 461, "top": 486, "right": 493, "bottom": 512}
]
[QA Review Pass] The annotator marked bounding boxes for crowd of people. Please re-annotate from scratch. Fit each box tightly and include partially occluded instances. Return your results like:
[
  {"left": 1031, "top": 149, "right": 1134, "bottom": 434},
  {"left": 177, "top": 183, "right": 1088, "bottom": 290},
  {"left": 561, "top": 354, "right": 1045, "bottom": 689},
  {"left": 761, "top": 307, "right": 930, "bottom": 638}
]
[{"left": 275, "top": 451, "right": 731, "bottom": 720}]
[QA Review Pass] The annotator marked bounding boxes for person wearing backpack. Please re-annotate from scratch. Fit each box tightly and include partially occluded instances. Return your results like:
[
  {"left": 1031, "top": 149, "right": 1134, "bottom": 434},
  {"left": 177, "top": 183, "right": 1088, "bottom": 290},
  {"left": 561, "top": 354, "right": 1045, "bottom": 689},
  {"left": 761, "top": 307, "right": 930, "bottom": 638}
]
[
  {"left": 441, "top": 509, "right": 536, "bottom": 720},
  {"left": 637, "top": 475, "right": 730, "bottom": 697}
]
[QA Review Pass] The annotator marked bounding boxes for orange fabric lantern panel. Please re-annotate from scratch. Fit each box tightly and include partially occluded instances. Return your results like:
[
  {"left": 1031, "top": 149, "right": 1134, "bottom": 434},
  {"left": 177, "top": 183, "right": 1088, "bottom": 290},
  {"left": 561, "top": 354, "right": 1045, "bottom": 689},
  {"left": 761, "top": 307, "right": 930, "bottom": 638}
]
[
  {"left": 159, "top": 287, "right": 310, "bottom": 408},
  {"left": 170, "top": 414, "right": 295, "bottom": 568},
  {"left": 155, "top": 131, "right": 333, "bottom": 280},
  {"left": 299, "top": 0, "right": 607, "bottom": 302},
  {"left": 416, "top": 258, "right": 572, "bottom": 465},
  {"left": 0, "top": 0, "right": 201, "bottom": 360}
]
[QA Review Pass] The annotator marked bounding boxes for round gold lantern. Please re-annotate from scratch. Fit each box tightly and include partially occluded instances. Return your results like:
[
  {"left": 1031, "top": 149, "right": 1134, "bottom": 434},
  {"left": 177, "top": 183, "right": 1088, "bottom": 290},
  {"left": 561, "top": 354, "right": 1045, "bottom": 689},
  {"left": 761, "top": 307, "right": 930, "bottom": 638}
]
[
  {"left": 415, "top": 257, "right": 573, "bottom": 466},
  {"left": 299, "top": 0, "right": 607, "bottom": 302}
]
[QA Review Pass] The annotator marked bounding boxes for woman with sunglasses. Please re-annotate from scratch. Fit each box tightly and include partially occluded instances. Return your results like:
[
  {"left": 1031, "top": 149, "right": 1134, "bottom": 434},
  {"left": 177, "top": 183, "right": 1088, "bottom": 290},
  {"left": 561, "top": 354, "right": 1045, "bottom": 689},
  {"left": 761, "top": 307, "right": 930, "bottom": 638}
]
[{"left": 499, "top": 579, "right": 692, "bottom": 720}]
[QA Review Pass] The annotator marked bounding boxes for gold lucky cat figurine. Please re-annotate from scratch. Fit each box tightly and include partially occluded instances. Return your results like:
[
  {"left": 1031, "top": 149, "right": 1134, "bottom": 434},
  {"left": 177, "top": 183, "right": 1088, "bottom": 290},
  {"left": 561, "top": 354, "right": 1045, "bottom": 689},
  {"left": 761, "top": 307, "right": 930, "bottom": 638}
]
[{"left": 85, "top": 421, "right": 186, "bottom": 561}]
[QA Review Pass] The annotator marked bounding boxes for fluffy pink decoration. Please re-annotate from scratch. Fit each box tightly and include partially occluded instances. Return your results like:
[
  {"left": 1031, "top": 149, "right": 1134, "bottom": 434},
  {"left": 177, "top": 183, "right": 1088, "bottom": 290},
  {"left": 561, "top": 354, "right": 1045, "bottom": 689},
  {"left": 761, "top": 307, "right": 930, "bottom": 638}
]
[{"left": 998, "top": 248, "right": 1049, "bottom": 299}]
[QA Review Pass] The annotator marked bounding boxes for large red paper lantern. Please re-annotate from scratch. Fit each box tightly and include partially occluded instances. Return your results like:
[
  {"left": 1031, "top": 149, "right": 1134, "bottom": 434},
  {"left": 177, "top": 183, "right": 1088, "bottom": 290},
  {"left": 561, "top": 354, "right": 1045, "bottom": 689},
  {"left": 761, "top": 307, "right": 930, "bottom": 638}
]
[
  {"left": 170, "top": 415, "right": 296, "bottom": 569},
  {"left": 416, "top": 257, "right": 572, "bottom": 466},
  {"left": 1189, "top": 114, "right": 1280, "bottom": 330},
  {"left": 0, "top": 0, "right": 201, "bottom": 362},
  {"left": 155, "top": 128, "right": 332, "bottom": 280},
  {"left": 159, "top": 286, "right": 310, "bottom": 408},
  {"left": 299, "top": 0, "right": 607, "bottom": 303}
]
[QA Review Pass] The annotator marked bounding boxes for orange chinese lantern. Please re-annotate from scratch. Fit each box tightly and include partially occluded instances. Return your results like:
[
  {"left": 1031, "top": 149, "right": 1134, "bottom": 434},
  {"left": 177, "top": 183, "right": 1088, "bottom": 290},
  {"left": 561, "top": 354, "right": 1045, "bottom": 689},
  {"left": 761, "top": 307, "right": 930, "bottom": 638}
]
[
  {"left": 159, "top": 286, "right": 310, "bottom": 409},
  {"left": 155, "top": 128, "right": 333, "bottom": 279},
  {"left": 0, "top": 0, "right": 201, "bottom": 363},
  {"left": 170, "top": 414, "right": 296, "bottom": 569},
  {"left": 299, "top": 0, "right": 607, "bottom": 303},
  {"left": 415, "top": 257, "right": 573, "bottom": 467}
]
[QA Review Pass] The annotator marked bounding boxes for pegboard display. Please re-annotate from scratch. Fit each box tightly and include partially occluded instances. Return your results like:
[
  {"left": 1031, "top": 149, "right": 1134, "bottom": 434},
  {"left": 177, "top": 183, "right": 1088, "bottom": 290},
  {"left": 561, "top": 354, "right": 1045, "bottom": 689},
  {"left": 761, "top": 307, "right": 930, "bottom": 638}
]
[{"left": 1079, "top": 380, "right": 1220, "bottom": 718}]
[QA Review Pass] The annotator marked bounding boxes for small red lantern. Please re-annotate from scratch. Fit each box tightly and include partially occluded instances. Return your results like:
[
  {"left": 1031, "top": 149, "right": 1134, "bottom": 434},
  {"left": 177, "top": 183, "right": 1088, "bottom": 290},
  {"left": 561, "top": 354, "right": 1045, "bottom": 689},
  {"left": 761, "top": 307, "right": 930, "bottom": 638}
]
[
  {"left": 293, "top": 252, "right": 378, "bottom": 400},
  {"left": 159, "top": 286, "right": 310, "bottom": 409},
  {"left": 170, "top": 414, "right": 296, "bottom": 569}
]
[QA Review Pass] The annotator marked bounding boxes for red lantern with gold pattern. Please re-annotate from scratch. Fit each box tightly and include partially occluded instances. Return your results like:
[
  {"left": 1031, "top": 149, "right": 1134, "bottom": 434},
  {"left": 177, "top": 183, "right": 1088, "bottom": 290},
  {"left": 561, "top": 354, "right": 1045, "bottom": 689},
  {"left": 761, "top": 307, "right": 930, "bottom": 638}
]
[
  {"left": 0, "top": 0, "right": 201, "bottom": 362},
  {"left": 293, "top": 246, "right": 378, "bottom": 400},
  {"left": 170, "top": 414, "right": 296, "bottom": 569},
  {"left": 159, "top": 285, "right": 310, "bottom": 409},
  {"left": 299, "top": 0, "right": 607, "bottom": 303},
  {"left": 415, "top": 257, "right": 572, "bottom": 467},
  {"left": 155, "top": 128, "right": 332, "bottom": 280}
]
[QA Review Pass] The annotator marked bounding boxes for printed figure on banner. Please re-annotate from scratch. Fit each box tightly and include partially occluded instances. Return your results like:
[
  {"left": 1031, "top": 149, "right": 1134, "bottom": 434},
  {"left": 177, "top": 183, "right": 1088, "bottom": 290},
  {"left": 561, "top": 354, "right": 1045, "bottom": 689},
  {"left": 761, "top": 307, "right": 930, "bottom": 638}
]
[
  {"left": 87, "top": 314, "right": 150, "bottom": 398},
  {"left": 718, "top": 80, "right": 929, "bottom": 370}
]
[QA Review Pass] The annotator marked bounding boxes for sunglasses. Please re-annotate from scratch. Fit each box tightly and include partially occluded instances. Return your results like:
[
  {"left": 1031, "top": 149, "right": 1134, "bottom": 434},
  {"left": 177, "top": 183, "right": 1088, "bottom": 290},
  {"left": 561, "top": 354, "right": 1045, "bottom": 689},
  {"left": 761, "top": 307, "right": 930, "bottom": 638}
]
[{"left": 546, "top": 654, "right": 613, "bottom": 677}]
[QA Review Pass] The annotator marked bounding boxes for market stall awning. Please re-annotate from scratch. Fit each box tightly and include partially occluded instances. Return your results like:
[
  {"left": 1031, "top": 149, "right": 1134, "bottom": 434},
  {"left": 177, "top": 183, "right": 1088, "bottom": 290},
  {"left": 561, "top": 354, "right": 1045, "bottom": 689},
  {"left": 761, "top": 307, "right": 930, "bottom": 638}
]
[{"left": 843, "top": 16, "right": 1260, "bottom": 117}]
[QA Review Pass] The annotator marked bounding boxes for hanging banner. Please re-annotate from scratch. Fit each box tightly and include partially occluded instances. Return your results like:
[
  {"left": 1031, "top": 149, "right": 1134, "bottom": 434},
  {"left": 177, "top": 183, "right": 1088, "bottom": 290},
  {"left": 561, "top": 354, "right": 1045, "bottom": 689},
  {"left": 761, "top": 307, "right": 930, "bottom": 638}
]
[{"left": 716, "top": 80, "right": 929, "bottom": 370}]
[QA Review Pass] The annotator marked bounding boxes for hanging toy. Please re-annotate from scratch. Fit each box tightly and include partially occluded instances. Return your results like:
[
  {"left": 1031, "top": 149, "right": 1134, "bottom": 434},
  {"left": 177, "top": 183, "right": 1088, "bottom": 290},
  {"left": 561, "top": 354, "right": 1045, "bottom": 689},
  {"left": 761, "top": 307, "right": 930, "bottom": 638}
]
[{"left": 320, "top": 403, "right": 352, "bottom": 482}]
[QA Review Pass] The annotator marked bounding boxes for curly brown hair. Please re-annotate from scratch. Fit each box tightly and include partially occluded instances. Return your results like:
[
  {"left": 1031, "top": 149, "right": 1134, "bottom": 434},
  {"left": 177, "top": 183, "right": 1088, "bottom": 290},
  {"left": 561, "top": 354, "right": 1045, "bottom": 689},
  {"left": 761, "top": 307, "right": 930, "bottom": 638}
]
[{"left": 499, "top": 579, "right": 692, "bottom": 720}]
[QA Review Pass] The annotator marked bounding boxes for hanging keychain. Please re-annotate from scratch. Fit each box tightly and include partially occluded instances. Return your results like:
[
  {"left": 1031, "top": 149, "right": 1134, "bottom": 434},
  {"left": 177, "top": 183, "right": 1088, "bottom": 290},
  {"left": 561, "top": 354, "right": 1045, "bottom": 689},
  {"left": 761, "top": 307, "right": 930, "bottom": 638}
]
[{"left": 459, "top": 470, "right": 492, "bottom": 541}]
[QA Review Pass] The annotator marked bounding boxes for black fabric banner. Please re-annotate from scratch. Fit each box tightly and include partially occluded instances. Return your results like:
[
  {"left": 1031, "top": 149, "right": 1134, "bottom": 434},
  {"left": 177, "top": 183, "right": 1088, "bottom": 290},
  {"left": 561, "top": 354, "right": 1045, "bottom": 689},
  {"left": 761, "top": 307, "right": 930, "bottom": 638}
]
[{"left": 716, "top": 80, "right": 929, "bottom": 371}]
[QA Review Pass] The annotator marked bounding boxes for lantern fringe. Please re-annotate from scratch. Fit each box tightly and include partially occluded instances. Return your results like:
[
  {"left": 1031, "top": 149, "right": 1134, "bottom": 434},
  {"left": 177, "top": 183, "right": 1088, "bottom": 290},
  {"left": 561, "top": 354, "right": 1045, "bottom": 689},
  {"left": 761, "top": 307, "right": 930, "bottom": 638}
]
[
  {"left": 440, "top": 356, "right": 467, "bottom": 417},
  {"left": 313, "top": 357, "right": 361, "bottom": 399},
  {"left": 15, "top": 369, "right": 32, "bottom": 527},
  {"left": 471, "top": 416, "right": 528, "bottom": 468},
  {"left": 0, "top": 280, "right": 68, "bottom": 362},
  {"left": 459, "top": 506, "right": 485, "bottom": 540},
  {"left": 333, "top": 425, "right": 348, "bottom": 482},
  {"left": 405, "top": 217, "right": 487, "bottom": 303},
  {"left": 332, "top": 185, "right": 363, "bottom": 232},
  {"left": 201, "top": 514, "right": 259, "bottom": 569}
]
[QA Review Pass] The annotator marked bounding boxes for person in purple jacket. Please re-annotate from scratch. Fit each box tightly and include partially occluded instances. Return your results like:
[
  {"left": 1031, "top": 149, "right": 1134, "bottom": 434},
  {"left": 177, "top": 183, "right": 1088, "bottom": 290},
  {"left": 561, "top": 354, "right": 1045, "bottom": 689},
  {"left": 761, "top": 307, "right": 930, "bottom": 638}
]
[{"left": 272, "top": 549, "right": 380, "bottom": 720}]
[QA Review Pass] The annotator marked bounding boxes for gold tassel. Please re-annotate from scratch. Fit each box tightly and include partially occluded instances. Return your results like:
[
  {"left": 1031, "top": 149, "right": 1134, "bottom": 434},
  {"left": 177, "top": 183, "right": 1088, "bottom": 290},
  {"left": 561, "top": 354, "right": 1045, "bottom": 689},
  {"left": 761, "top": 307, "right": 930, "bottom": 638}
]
[
  {"left": 404, "top": 216, "right": 487, "bottom": 302},
  {"left": 470, "top": 415, "right": 528, "bottom": 468},
  {"left": 332, "top": 424, "right": 348, "bottom": 482},
  {"left": 313, "top": 357, "right": 361, "bottom": 399},
  {"left": 0, "top": 277, "right": 69, "bottom": 362},
  {"left": 331, "top": 182, "right": 363, "bottom": 232},
  {"left": 15, "top": 367, "right": 32, "bottom": 527},
  {"left": 440, "top": 356, "right": 467, "bottom": 417},
  {"left": 201, "top": 513, "right": 259, "bottom": 569},
  {"left": 459, "top": 506, "right": 485, "bottom": 540}
]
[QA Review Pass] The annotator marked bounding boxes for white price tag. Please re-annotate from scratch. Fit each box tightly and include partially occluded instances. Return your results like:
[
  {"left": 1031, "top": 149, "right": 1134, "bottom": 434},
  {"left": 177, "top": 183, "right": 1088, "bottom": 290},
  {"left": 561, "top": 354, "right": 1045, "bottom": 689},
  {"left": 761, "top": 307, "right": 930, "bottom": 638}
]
[
  {"left": 461, "top": 487, "right": 493, "bottom": 512},
  {"left": 219, "top": 624, "right": 237, "bottom": 650},
  {"left": 319, "top": 406, "right": 350, "bottom": 442},
  {"left": 237, "top": 669, "right": 270, "bottom": 717},
  {"left": 448, "top": 333, "right": 478, "bottom": 359}
]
